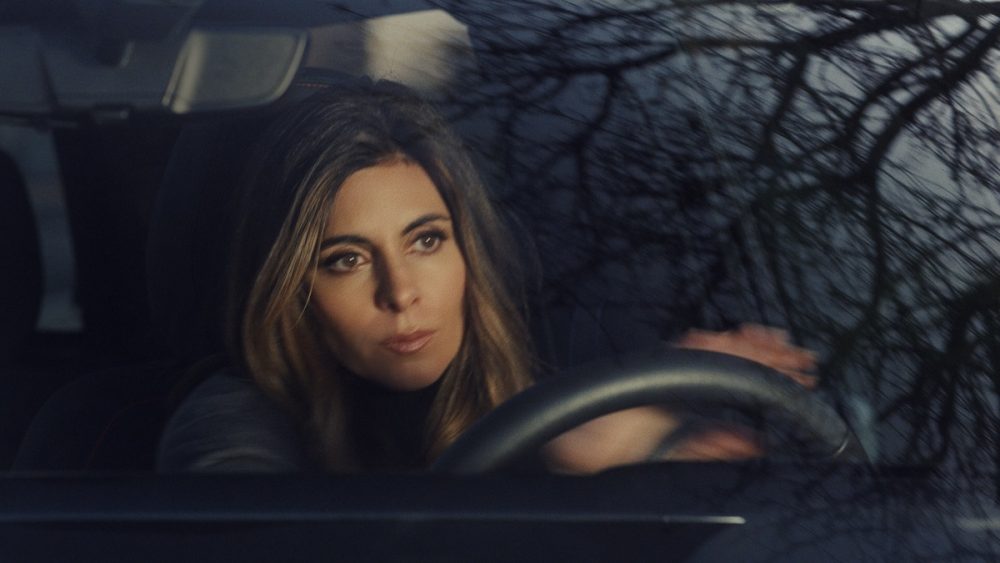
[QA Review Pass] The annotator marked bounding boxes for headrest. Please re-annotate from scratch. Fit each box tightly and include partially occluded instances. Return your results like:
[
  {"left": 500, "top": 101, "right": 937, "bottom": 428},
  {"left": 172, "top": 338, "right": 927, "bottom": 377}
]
[
  {"left": 145, "top": 69, "right": 357, "bottom": 360},
  {"left": 0, "top": 151, "right": 42, "bottom": 364}
]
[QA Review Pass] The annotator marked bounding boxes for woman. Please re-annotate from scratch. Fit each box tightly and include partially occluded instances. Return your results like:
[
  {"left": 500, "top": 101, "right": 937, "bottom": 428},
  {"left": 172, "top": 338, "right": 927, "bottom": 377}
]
[{"left": 157, "top": 79, "right": 815, "bottom": 473}]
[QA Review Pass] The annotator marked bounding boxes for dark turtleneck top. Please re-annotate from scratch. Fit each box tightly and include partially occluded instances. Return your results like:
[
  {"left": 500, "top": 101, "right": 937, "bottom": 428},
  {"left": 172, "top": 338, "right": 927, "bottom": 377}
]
[
  {"left": 346, "top": 375, "right": 440, "bottom": 471},
  {"left": 156, "top": 368, "right": 439, "bottom": 473}
]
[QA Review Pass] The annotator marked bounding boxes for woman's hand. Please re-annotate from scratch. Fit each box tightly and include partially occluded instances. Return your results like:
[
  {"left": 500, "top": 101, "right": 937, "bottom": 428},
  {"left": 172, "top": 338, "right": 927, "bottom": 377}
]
[
  {"left": 673, "top": 324, "right": 817, "bottom": 389},
  {"left": 543, "top": 324, "right": 818, "bottom": 473},
  {"left": 661, "top": 324, "right": 817, "bottom": 461}
]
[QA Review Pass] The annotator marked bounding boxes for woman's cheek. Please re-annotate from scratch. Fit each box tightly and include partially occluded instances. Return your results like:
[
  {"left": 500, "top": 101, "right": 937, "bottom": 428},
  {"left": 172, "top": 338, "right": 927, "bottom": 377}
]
[{"left": 312, "top": 276, "right": 374, "bottom": 345}]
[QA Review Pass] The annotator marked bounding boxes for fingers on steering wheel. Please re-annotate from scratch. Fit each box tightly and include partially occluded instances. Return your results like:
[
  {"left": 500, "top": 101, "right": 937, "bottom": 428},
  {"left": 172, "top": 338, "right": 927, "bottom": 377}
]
[
  {"left": 676, "top": 324, "right": 820, "bottom": 389},
  {"left": 735, "top": 324, "right": 819, "bottom": 389}
]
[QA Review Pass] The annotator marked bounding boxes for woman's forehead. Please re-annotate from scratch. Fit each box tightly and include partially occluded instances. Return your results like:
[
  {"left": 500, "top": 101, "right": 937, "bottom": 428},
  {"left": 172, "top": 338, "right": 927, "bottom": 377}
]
[{"left": 324, "top": 161, "right": 450, "bottom": 237}]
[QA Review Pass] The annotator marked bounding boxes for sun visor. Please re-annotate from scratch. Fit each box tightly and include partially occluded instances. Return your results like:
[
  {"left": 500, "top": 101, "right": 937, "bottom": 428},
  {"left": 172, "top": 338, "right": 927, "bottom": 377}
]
[
  {"left": 164, "top": 28, "right": 306, "bottom": 113},
  {"left": 0, "top": 26, "right": 307, "bottom": 120},
  {"left": 305, "top": 9, "right": 474, "bottom": 97}
]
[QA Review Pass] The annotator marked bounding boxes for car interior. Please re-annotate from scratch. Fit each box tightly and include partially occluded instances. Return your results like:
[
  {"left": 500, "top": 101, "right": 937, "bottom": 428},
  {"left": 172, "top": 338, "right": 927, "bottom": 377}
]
[
  {"left": 0, "top": 10, "right": 392, "bottom": 469},
  {"left": 1, "top": 4, "right": 677, "bottom": 474},
  {"left": 1, "top": 0, "right": 997, "bottom": 561}
]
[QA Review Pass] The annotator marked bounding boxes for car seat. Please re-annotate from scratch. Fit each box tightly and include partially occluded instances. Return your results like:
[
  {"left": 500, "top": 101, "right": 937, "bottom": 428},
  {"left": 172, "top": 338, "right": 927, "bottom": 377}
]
[
  {"left": 0, "top": 150, "right": 44, "bottom": 468},
  {"left": 12, "top": 70, "right": 355, "bottom": 471},
  {"left": 12, "top": 63, "right": 664, "bottom": 471}
]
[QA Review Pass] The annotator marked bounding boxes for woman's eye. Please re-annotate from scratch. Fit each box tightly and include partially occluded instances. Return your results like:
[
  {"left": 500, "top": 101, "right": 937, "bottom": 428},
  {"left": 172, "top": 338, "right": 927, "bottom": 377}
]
[
  {"left": 414, "top": 231, "right": 445, "bottom": 253},
  {"left": 323, "top": 252, "right": 365, "bottom": 273}
]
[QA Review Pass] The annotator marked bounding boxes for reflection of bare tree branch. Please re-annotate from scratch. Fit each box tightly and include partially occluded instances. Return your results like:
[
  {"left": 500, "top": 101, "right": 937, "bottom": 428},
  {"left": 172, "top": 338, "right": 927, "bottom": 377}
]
[
  {"left": 826, "top": 24, "right": 1000, "bottom": 375},
  {"left": 450, "top": 4, "right": 1000, "bottom": 557},
  {"left": 921, "top": 0, "right": 1000, "bottom": 18},
  {"left": 439, "top": 2, "right": 1000, "bottom": 500}
]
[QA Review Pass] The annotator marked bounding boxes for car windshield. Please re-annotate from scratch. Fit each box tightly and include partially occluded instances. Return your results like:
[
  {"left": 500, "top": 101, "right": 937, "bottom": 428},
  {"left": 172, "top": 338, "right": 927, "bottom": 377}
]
[
  {"left": 1, "top": 0, "right": 998, "bottom": 543},
  {"left": 4, "top": 0, "right": 1000, "bottom": 559},
  {"left": 453, "top": 1, "right": 1000, "bottom": 469},
  {"left": 437, "top": 1, "right": 1000, "bottom": 470}
]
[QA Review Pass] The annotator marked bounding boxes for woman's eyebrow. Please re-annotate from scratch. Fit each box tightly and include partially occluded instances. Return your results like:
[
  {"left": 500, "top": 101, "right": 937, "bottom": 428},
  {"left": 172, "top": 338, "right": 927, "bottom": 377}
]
[
  {"left": 319, "top": 214, "right": 450, "bottom": 250},
  {"left": 319, "top": 234, "right": 370, "bottom": 250},
  {"left": 401, "top": 213, "right": 450, "bottom": 236}
]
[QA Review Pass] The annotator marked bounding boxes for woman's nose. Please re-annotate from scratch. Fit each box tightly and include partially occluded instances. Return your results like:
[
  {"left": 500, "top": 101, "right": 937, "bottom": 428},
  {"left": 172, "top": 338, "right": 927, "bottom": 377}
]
[{"left": 375, "top": 258, "right": 419, "bottom": 312}]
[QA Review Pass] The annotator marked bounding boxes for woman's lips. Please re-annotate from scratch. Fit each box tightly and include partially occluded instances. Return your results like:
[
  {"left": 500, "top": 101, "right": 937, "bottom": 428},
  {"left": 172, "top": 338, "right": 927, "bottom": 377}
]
[{"left": 382, "top": 330, "right": 435, "bottom": 354}]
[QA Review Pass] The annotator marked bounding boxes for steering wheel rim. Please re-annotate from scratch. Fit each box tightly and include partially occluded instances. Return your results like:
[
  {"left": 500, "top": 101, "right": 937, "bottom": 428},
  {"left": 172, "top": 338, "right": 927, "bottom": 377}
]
[{"left": 432, "top": 348, "right": 863, "bottom": 473}]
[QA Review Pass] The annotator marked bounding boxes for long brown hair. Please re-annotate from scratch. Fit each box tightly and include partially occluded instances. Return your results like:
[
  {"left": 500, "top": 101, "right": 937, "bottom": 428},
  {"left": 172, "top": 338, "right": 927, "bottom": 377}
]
[{"left": 227, "top": 79, "right": 533, "bottom": 470}]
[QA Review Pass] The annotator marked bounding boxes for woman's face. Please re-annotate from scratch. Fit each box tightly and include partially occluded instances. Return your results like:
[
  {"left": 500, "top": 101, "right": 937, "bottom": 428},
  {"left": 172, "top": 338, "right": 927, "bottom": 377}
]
[{"left": 311, "top": 159, "right": 467, "bottom": 390}]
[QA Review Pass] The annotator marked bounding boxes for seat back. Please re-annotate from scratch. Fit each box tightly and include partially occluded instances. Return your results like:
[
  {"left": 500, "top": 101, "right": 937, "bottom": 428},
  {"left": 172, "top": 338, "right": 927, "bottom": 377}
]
[
  {"left": 0, "top": 150, "right": 43, "bottom": 468},
  {"left": 13, "top": 71, "right": 355, "bottom": 472}
]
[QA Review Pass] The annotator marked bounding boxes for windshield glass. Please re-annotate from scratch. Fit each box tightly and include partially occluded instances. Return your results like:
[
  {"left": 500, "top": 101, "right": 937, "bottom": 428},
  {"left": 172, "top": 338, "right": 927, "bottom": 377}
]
[
  {"left": 1, "top": 0, "right": 998, "bottom": 478},
  {"left": 424, "top": 1, "right": 999, "bottom": 471}
]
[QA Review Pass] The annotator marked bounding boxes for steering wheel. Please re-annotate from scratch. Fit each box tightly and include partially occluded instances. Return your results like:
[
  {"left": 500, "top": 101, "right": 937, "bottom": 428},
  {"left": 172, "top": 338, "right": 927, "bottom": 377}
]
[{"left": 432, "top": 348, "right": 864, "bottom": 473}]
